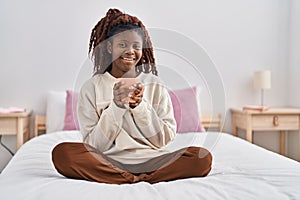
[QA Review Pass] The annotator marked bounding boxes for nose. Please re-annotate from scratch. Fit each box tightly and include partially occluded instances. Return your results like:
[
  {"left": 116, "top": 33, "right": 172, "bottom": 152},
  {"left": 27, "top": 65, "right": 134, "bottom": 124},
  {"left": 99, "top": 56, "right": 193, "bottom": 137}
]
[{"left": 125, "top": 46, "right": 134, "bottom": 54}]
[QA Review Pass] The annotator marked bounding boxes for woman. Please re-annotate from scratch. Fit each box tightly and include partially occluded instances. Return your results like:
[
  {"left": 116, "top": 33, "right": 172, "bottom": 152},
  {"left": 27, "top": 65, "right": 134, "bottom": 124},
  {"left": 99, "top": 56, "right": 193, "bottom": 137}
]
[{"left": 52, "top": 8, "right": 212, "bottom": 184}]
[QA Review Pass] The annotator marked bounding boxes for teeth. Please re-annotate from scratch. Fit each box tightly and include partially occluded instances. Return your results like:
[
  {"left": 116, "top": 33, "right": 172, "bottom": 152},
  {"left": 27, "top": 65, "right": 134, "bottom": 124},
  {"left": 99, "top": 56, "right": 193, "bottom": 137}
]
[{"left": 122, "top": 57, "right": 134, "bottom": 61}]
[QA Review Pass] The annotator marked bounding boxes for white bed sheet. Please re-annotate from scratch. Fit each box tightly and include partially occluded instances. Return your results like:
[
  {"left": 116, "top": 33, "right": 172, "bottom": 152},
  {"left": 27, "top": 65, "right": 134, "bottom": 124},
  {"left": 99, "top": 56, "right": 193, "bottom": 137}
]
[{"left": 1, "top": 131, "right": 300, "bottom": 200}]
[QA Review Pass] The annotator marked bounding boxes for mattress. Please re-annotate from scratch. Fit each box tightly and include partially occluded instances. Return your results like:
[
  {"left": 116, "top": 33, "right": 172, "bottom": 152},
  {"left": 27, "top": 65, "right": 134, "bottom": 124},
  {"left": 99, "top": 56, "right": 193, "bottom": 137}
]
[{"left": 0, "top": 131, "right": 300, "bottom": 200}]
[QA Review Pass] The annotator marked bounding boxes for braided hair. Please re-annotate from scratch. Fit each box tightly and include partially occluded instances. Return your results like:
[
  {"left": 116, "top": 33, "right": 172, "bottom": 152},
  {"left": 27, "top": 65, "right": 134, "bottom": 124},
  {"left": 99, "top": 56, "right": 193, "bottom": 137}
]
[{"left": 89, "top": 8, "right": 157, "bottom": 76}]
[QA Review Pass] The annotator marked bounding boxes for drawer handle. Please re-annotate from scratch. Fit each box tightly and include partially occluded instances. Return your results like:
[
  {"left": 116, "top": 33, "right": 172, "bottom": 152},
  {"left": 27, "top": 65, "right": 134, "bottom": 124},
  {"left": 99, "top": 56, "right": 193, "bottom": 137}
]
[{"left": 273, "top": 116, "right": 279, "bottom": 127}]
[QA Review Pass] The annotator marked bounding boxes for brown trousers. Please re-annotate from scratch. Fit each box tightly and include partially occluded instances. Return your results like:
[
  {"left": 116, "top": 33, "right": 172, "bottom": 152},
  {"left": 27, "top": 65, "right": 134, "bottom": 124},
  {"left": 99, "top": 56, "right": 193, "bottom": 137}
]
[{"left": 52, "top": 142, "right": 212, "bottom": 184}]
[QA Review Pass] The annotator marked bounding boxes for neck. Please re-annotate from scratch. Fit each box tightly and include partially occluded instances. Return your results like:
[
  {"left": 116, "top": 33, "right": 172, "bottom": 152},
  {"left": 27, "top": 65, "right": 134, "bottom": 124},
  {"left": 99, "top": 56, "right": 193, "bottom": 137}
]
[{"left": 109, "top": 68, "right": 137, "bottom": 78}]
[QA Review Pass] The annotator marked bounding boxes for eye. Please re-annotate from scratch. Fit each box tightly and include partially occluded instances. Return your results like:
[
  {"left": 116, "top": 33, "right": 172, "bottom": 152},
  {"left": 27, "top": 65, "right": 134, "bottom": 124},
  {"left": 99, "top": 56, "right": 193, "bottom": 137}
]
[
  {"left": 133, "top": 44, "right": 141, "bottom": 50},
  {"left": 118, "top": 43, "right": 126, "bottom": 48}
]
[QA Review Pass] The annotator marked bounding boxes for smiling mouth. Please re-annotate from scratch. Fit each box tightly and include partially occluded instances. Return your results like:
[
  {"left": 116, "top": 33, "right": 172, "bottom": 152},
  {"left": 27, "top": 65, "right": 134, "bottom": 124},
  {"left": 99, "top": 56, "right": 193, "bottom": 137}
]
[{"left": 121, "top": 57, "right": 135, "bottom": 61}]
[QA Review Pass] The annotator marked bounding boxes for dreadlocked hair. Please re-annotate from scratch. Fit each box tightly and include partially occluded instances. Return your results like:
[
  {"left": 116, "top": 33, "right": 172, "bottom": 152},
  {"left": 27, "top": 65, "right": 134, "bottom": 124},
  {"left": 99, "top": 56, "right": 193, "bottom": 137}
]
[{"left": 88, "top": 8, "right": 157, "bottom": 76}]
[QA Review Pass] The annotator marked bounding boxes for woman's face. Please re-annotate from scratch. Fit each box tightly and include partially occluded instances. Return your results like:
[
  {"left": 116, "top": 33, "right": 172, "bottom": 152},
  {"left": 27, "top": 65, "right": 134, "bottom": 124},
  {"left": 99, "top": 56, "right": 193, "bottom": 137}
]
[{"left": 108, "top": 30, "right": 143, "bottom": 78}]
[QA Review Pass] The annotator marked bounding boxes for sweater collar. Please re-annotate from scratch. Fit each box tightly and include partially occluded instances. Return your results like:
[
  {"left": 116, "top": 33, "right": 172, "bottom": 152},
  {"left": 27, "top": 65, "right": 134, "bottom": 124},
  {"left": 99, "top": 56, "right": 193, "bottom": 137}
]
[
  {"left": 104, "top": 71, "right": 143, "bottom": 81},
  {"left": 103, "top": 71, "right": 118, "bottom": 82}
]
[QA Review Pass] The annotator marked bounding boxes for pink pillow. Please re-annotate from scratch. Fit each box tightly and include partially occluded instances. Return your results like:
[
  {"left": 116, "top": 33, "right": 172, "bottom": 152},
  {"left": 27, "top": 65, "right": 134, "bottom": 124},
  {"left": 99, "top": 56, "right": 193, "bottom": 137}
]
[
  {"left": 63, "top": 90, "right": 80, "bottom": 130},
  {"left": 168, "top": 87, "right": 204, "bottom": 133},
  {"left": 62, "top": 88, "right": 204, "bottom": 133}
]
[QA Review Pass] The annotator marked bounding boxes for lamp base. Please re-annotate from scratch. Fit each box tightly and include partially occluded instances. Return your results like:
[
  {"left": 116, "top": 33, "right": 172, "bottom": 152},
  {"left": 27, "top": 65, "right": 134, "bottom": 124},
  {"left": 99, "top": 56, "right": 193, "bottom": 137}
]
[{"left": 260, "top": 89, "right": 265, "bottom": 107}]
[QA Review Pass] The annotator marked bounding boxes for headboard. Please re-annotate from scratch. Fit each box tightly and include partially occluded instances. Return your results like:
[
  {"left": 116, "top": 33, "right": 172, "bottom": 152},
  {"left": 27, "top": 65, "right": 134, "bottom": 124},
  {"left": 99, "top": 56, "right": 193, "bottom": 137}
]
[{"left": 34, "top": 114, "right": 222, "bottom": 136}]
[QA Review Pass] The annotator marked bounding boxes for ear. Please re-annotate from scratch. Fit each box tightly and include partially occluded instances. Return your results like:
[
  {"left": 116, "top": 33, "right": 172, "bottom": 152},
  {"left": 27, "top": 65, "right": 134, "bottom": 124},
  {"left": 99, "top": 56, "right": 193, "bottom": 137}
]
[{"left": 107, "top": 41, "right": 112, "bottom": 54}]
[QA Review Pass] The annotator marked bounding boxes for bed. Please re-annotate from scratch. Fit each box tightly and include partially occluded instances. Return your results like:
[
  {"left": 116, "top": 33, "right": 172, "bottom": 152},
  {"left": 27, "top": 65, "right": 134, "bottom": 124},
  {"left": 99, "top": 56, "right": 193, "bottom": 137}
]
[
  {"left": 1, "top": 130, "right": 300, "bottom": 200},
  {"left": 1, "top": 89, "right": 300, "bottom": 200}
]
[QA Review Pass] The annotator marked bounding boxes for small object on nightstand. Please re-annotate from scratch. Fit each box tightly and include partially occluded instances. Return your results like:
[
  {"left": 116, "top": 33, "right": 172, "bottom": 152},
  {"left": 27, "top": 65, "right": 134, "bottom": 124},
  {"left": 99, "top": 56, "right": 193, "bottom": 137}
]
[
  {"left": 0, "top": 107, "right": 26, "bottom": 114},
  {"left": 242, "top": 105, "right": 269, "bottom": 112}
]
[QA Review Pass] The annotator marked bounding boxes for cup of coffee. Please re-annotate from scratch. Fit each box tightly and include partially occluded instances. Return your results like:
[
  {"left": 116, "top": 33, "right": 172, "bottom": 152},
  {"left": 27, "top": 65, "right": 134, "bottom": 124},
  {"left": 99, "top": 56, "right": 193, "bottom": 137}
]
[{"left": 117, "top": 78, "right": 143, "bottom": 104}]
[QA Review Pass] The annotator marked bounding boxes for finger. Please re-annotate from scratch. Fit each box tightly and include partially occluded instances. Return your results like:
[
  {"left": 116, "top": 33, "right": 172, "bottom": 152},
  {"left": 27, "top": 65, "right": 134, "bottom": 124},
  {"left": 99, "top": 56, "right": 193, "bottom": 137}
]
[
  {"left": 128, "top": 94, "right": 143, "bottom": 105},
  {"left": 129, "top": 100, "right": 141, "bottom": 108},
  {"left": 134, "top": 83, "right": 143, "bottom": 89},
  {"left": 114, "top": 87, "right": 129, "bottom": 99},
  {"left": 135, "top": 97, "right": 142, "bottom": 104},
  {"left": 134, "top": 87, "right": 144, "bottom": 96},
  {"left": 128, "top": 92, "right": 136, "bottom": 104},
  {"left": 128, "top": 99, "right": 136, "bottom": 104},
  {"left": 113, "top": 96, "right": 125, "bottom": 108},
  {"left": 136, "top": 83, "right": 144, "bottom": 90},
  {"left": 121, "top": 97, "right": 130, "bottom": 104},
  {"left": 113, "top": 90, "right": 126, "bottom": 100},
  {"left": 118, "top": 84, "right": 134, "bottom": 96},
  {"left": 130, "top": 96, "right": 142, "bottom": 104},
  {"left": 114, "top": 81, "right": 125, "bottom": 90}
]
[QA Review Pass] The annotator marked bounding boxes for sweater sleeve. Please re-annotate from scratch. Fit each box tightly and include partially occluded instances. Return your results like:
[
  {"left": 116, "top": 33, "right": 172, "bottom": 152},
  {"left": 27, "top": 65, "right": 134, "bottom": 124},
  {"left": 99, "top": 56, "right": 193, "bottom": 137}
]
[
  {"left": 77, "top": 80, "right": 126, "bottom": 152},
  {"left": 130, "top": 84, "right": 176, "bottom": 148}
]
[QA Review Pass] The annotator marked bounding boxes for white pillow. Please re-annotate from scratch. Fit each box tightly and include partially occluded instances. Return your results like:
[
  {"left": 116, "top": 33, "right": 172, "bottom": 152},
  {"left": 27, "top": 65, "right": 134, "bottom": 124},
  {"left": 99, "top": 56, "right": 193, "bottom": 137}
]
[
  {"left": 46, "top": 91, "right": 66, "bottom": 133},
  {"left": 195, "top": 86, "right": 202, "bottom": 118}
]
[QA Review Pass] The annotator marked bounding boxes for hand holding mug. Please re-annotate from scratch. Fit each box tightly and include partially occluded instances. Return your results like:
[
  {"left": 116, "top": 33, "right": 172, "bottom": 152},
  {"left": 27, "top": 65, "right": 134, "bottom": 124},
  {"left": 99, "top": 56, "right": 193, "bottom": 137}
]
[{"left": 113, "top": 78, "right": 144, "bottom": 108}]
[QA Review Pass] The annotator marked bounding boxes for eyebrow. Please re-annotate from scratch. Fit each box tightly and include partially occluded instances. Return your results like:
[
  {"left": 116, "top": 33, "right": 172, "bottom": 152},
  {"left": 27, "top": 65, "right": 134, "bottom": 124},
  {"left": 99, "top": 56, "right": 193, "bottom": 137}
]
[{"left": 116, "top": 39, "right": 142, "bottom": 43}]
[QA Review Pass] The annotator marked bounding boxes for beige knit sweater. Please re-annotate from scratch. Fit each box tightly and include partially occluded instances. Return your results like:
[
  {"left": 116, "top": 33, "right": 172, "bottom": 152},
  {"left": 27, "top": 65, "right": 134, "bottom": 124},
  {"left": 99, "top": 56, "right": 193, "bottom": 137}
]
[{"left": 77, "top": 72, "right": 176, "bottom": 164}]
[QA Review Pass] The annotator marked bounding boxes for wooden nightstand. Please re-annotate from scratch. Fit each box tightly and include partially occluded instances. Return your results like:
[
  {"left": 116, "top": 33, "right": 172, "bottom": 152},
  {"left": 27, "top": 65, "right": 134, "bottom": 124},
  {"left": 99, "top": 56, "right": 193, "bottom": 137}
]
[
  {"left": 0, "top": 110, "right": 32, "bottom": 149},
  {"left": 34, "top": 115, "right": 46, "bottom": 136},
  {"left": 230, "top": 108, "right": 300, "bottom": 160}
]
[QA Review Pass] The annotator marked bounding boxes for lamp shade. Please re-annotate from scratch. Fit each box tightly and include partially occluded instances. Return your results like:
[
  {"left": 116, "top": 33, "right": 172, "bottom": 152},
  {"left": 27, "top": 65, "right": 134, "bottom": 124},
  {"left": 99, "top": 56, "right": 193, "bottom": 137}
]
[{"left": 253, "top": 70, "right": 271, "bottom": 89}]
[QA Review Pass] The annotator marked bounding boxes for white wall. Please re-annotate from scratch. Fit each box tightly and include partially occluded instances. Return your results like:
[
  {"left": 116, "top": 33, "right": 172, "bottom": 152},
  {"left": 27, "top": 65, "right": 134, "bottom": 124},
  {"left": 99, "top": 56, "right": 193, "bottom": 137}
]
[
  {"left": 287, "top": 0, "right": 300, "bottom": 160},
  {"left": 289, "top": 1, "right": 300, "bottom": 106},
  {"left": 0, "top": 0, "right": 294, "bottom": 171}
]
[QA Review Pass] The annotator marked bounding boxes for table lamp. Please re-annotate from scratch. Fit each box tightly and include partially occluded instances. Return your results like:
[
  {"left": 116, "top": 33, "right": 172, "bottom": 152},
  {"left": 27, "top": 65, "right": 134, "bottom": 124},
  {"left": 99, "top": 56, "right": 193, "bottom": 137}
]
[{"left": 253, "top": 70, "right": 271, "bottom": 106}]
